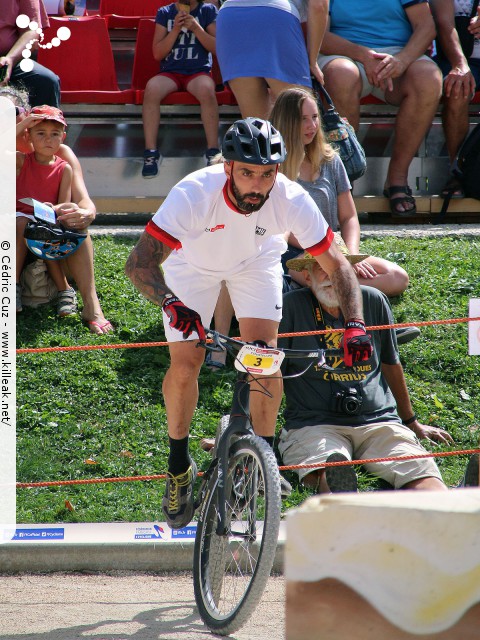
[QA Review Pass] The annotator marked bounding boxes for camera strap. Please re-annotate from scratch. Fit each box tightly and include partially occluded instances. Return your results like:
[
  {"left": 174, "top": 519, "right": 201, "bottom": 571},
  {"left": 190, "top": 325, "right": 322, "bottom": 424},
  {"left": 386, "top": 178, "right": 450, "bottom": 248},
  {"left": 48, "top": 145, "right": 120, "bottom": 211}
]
[{"left": 309, "top": 291, "right": 344, "bottom": 349}]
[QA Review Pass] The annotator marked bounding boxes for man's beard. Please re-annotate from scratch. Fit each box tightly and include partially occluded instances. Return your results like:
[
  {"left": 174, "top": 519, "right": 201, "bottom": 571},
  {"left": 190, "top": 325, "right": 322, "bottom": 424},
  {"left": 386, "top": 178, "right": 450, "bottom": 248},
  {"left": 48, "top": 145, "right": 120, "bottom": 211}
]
[
  {"left": 231, "top": 177, "right": 268, "bottom": 213},
  {"left": 311, "top": 278, "right": 340, "bottom": 309}
]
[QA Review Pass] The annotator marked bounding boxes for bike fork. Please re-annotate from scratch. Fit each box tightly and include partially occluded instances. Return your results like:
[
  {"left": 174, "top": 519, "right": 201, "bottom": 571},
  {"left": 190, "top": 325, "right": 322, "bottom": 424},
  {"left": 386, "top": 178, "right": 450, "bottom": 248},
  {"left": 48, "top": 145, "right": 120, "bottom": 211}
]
[{"left": 216, "top": 373, "right": 251, "bottom": 536}]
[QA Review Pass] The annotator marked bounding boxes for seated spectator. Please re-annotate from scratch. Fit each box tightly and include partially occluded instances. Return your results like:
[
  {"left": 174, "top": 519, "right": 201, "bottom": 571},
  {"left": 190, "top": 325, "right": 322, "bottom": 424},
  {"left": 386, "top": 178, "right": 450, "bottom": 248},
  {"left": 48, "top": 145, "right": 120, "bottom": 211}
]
[
  {"left": 142, "top": 0, "right": 220, "bottom": 178},
  {"left": 0, "top": 1, "right": 61, "bottom": 108},
  {"left": 318, "top": 0, "right": 442, "bottom": 217},
  {"left": 431, "top": 0, "right": 480, "bottom": 197},
  {"left": 270, "top": 87, "right": 410, "bottom": 298},
  {"left": 277, "top": 244, "right": 456, "bottom": 492},
  {"left": 216, "top": 0, "right": 328, "bottom": 119},
  {"left": 16, "top": 105, "right": 75, "bottom": 316},
  {"left": 7, "top": 86, "right": 113, "bottom": 334}
]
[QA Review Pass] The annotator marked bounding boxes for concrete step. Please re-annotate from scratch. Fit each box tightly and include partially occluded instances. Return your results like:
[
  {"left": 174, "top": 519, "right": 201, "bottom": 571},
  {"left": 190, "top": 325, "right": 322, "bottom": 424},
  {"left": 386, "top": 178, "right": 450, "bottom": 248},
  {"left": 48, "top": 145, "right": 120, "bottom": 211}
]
[{"left": 91, "top": 195, "right": 480, "bottom": 225}]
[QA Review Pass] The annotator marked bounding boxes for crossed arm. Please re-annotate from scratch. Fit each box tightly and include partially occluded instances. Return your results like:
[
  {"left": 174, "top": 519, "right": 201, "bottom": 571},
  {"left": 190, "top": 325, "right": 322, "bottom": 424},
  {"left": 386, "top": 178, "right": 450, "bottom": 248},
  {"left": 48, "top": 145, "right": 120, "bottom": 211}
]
[{"left": 320, "top": 3, "right": 436, "bottom": 91}]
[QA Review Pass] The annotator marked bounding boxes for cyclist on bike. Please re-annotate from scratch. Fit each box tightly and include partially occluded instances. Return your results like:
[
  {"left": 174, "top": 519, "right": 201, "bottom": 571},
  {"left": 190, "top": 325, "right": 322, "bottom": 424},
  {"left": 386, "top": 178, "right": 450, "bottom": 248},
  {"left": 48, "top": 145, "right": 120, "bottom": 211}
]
[{"left": 125, "top": 117, "right": 373, "bottom": 529}]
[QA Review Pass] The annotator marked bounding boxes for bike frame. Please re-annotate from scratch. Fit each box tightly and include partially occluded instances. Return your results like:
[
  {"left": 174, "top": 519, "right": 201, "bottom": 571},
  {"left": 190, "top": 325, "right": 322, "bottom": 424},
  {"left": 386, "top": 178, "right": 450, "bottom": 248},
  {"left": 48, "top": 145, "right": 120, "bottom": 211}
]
[{"left": 196, "top": 328, "right": 344, "bottom": 537}]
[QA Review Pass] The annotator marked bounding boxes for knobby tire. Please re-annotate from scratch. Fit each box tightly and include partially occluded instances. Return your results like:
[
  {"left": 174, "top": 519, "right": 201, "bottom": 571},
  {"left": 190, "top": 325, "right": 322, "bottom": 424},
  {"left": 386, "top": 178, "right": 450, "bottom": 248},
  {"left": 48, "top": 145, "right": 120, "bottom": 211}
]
[{"left": 193, "top": 434, "right": 281, "bottom": 635}]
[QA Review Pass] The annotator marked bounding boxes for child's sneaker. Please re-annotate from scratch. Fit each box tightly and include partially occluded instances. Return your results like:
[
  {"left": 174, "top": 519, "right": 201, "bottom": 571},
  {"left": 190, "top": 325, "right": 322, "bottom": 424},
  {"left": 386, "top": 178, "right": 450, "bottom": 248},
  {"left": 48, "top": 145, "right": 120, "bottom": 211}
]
[
  {"left": 205, "top": 147, "right": 220, "bottom": 166},
  {"left": 57, "top": 287, "right": 77, "bottom": 317},
  {"left": 142, "top": 150, "right": 162, "bottom": 178},
  {"left": 16, "top": 283, "right": 22, "bottom": 313}
]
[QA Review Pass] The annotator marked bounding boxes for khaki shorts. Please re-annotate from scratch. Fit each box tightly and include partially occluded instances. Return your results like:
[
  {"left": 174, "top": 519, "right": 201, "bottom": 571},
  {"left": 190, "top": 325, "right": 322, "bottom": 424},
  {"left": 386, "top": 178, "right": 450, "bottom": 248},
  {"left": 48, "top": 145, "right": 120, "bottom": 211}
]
[
  {"left": 278, "top": 421, "right": 443, "bottom": 489},
  {"left": 317, "top": 47, "right": 433, "bottom": 101}
]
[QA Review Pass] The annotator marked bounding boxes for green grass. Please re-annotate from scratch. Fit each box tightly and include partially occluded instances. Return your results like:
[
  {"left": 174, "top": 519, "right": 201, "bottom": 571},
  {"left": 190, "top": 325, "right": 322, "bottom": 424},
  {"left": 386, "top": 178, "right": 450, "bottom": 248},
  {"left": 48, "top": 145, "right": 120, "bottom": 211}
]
[{"left": 16, "top": 235, "right": 480, "bottom": 523}]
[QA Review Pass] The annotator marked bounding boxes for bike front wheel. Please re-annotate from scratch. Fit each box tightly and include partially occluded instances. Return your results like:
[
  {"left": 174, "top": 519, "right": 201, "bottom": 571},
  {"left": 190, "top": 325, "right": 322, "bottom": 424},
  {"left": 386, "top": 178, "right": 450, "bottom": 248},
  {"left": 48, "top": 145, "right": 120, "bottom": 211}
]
[{"left": 193, "top": 434, "right": 282, "bottom": 635}]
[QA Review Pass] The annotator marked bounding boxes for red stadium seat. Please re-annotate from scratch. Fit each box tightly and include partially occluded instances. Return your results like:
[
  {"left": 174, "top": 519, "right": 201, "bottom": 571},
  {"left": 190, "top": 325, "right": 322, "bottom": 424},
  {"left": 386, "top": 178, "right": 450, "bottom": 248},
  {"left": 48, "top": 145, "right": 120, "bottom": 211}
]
[
  {"left": 359, "top": 95, "right": 386, "bottom": 105},
  {"left": 37, "top": 16, "right": 136, "bottom": 104},
  {"left": 100, "top": 0, "right": 170, "bottom": 29},
  {"left": 131, "top": 18, "right": 237, "bottom": 106}
]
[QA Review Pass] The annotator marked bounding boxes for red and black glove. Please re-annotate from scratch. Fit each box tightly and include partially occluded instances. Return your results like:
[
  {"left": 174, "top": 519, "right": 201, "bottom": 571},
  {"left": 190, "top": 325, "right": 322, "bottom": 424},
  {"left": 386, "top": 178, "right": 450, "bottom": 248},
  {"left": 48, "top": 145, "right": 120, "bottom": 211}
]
[
  {"left": 342, "top": 319, "right": 373, "bottom": 367},
  {"left": 162, "top": 295, "right": 206, "bottom": 341}
]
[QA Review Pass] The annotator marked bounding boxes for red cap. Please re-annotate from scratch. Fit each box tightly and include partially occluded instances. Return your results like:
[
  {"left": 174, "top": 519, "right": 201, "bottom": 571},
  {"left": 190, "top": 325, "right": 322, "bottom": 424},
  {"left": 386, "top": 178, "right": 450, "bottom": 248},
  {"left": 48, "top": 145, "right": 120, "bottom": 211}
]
[{"left": 29, "top": 105, "right": 67, "bottom": 127}]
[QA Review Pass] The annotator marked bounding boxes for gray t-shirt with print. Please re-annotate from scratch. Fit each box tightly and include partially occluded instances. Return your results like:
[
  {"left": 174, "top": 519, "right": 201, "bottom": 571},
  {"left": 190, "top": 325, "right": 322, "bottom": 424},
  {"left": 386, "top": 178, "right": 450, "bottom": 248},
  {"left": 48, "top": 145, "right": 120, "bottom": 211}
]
[
  {"left": 279, "top": 285, "right": 400, "bottom": 429},
  {"left": 297, "top": 154, "right": 351, "bottom": 231}
]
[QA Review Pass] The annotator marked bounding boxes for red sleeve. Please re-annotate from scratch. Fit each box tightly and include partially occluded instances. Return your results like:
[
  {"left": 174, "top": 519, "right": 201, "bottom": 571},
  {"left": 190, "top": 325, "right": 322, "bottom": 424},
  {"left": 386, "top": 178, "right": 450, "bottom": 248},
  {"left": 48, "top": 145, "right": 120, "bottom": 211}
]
[
  {"left": 145, "top": 219, "right": 182, "bottom": 250},
  {"left": 304, "top": 227, "right": 334, "bottom": 256}
]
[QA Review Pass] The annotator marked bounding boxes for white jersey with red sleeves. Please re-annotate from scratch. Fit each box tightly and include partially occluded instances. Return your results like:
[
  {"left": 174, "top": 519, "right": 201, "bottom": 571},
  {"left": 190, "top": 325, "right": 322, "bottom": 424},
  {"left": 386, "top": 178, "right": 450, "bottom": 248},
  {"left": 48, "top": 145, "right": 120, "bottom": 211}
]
[{"left": 146, "top": 163, "right": 333, "bottom": 276}]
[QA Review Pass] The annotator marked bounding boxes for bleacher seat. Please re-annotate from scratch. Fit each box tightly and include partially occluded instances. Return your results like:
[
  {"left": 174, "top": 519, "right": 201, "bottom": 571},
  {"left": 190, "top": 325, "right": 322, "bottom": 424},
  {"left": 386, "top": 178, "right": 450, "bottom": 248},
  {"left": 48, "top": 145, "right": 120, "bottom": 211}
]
[
  {"left": 37, "top": 16, "right": 136, "bottom": 104},
  {"left": 131, "top": 18, "right": 237, "bottom": 107},
  {"left": 99, "top": 0, "right": 170, "bottom": 29}
]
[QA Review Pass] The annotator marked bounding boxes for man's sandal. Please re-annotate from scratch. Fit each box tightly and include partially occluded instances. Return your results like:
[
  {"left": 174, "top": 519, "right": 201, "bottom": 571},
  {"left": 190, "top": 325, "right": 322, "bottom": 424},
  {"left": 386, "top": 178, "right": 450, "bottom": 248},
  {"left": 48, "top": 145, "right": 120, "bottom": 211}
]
[
  {"left": 383, "top": 185, "right": 417, "bottom": 217},
  {"left": 205, "top": 351, "right": 226, "bottom": 372}
]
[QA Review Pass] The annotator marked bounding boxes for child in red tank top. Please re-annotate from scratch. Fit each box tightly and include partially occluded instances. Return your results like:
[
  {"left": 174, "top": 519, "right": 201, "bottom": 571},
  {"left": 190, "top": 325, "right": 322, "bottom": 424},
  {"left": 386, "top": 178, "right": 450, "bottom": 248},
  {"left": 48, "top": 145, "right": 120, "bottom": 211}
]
[{"left": 16, "top": 105, "right": 76, "bottom": 316}]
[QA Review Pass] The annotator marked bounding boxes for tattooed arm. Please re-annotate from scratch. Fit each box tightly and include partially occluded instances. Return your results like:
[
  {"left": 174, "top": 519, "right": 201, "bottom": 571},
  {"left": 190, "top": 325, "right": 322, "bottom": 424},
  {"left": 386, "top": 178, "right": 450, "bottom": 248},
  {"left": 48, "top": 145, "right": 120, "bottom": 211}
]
[
  {"left": 314, "top": 243, "right": 365, "bottom": 323},
  {"left": 125, "top": 231, "right": 174, "bottom": 306}
]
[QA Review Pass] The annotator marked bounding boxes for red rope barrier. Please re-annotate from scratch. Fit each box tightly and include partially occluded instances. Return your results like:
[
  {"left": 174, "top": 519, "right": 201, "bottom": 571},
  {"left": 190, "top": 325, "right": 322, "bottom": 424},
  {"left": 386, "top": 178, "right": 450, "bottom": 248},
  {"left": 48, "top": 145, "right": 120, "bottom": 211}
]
[
  {"left": 16, "top": 448, "right": 480, "bottom": 488},
  {"left": 15, "top": 316, "right": 480, "bottom": 354},
  {"left": 279, "top": 447, "right": 480, "bottom": 471}
]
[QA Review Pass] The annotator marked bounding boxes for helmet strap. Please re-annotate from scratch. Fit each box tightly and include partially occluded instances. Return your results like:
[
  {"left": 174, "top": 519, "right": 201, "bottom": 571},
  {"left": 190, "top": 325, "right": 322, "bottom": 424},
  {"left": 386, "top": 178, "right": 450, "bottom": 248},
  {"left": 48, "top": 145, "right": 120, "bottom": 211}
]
[{"left": 225, "top": 161, "right": 250, "bottom": 216}]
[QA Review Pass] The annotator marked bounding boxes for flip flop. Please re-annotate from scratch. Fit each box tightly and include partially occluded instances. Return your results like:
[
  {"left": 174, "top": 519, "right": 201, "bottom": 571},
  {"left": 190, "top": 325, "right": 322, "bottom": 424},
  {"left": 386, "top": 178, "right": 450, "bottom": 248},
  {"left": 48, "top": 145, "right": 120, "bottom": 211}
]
[
  {"left": 383, "top": 185, "right": 417, "bottom": 217},
  {"left": 85, "top": 319, "right": 114, "bottom": 335}
]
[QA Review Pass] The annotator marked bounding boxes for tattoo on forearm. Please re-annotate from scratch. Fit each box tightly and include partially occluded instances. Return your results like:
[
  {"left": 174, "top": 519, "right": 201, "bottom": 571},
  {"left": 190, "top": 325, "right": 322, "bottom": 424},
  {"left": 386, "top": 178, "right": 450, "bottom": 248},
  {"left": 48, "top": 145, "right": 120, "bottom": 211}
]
[
  {"left": 331, "top": 265, "right": 364, "bottom": 321},
  {"left": 125, "top": 233, "right": 173, "bottom": 306}
]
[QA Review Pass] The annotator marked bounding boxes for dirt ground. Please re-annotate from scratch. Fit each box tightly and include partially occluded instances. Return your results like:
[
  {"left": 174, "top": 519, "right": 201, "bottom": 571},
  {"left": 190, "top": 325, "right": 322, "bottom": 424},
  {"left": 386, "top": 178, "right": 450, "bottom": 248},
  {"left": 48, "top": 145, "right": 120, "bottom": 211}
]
[{"left": 0, "top": 572, "right": 285, "bottom": 640}]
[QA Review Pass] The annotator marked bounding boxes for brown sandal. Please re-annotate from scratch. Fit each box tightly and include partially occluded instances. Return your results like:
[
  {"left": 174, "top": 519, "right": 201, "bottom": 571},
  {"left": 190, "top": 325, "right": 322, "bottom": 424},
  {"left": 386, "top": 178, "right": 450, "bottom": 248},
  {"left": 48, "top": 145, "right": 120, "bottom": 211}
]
[{"left": 383, "top": 185, "right": 417, "bottom": 217}]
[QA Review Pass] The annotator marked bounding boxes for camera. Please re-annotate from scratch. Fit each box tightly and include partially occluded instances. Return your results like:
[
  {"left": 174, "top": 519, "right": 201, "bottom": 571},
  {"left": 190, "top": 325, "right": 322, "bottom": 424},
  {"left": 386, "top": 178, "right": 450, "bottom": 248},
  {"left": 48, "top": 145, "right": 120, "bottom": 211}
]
[{"left": 333, "top": 388, "right": 363, "bottom": 416}]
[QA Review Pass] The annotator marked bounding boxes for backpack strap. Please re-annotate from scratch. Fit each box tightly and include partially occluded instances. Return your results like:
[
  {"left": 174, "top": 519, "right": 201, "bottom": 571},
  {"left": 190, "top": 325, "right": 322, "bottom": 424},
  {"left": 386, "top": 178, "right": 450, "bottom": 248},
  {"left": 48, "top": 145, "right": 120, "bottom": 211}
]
[{"left": 433, "top": 190, "right": 454, "bottom": 224}]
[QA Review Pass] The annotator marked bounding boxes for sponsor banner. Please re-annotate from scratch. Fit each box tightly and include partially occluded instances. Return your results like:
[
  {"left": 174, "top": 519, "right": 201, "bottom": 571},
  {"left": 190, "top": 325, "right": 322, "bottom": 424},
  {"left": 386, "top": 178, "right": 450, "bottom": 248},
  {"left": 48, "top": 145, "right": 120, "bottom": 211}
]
[
  {"left": 11, "top": 528, "right": 65, "bottom": 541},
  {"left": 3, "top": 521, "right": 286, "bottom": 543}
]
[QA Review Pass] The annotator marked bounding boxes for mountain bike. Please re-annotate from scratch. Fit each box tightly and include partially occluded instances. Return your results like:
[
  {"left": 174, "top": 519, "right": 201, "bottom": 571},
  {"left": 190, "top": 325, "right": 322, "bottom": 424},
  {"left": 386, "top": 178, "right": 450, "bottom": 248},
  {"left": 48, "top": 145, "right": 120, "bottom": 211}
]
[{"left": 193, "top": 328, "right": 341, "bottom": 635}]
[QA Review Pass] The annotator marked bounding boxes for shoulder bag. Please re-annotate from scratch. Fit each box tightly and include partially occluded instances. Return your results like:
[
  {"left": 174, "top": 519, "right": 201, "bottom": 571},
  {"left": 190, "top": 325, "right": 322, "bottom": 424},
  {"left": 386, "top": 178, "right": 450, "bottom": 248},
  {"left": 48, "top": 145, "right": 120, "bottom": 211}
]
[{"left": 311, "top": 78, "right": 367, "bottom": 183}]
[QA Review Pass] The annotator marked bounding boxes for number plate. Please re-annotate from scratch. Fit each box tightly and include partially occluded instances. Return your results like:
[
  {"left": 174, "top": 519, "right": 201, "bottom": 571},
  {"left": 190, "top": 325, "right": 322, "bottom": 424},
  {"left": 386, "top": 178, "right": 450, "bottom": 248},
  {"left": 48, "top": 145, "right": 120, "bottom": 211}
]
[{"left": 235, "top": 345, "right": 285, "bottom": 375}]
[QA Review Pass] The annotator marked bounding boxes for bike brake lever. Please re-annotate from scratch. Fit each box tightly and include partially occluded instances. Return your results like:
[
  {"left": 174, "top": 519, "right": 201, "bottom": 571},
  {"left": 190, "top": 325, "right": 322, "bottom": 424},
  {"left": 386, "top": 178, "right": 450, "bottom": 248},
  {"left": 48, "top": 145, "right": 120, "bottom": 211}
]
[{"left": 196, "top": 331, "right": 226, "bottom": 353}]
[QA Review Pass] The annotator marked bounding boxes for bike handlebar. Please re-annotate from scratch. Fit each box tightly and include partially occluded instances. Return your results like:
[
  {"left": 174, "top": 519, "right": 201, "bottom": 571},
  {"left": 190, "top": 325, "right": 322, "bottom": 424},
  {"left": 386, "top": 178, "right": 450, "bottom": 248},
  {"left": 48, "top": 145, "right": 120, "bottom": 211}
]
[{"left": 200, "top": 327, "right": 343, "bottom": 361}]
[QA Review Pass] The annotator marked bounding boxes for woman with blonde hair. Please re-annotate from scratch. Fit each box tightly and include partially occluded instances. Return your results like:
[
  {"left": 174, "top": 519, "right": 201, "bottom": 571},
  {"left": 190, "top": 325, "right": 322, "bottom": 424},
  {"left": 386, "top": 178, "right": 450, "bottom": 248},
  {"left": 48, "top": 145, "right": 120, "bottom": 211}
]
[{"left": 270, "top": 86, "right": 410, "bottom": 299}]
